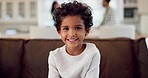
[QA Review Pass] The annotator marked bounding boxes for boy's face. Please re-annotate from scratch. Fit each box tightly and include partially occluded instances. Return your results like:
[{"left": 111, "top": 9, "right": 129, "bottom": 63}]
[{"left": 58, "top": 15, "right": 88, "bottom": 49}]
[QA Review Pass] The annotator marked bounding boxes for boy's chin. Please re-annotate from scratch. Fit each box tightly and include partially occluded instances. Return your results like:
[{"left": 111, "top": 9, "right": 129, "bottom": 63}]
[{"left": 66, "top": 43, "right": 79, "bottom": 47}]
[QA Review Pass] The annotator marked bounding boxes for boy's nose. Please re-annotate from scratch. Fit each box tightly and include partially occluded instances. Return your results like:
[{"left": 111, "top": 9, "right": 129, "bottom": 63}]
[{"left": 69, "top": 29, "right": 76, "bottom": 36}]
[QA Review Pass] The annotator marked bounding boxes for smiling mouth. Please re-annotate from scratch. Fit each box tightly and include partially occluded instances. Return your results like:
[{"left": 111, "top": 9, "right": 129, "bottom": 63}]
[{"left": 67, "top": 38, "right": 78, "bottom": 43}]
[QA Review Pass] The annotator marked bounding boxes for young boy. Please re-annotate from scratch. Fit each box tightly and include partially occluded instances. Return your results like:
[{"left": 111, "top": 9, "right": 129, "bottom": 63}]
[{"left": 48, "top": 1, "right": 100, "bottom": 78}]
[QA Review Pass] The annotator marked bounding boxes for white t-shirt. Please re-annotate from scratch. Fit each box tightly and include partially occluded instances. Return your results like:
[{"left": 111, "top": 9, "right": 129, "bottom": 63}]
[
  {"left": 48, "top": 43, "right": 100, "bottom": 78},
  {"left": 146, "top": 38, "right": 148, "bottom": 49}
]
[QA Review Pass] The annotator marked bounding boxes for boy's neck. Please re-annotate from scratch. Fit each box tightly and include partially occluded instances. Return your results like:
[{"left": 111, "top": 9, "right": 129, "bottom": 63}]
[{"left": 66, "top": 44, "right": 86, "bottom": 56}]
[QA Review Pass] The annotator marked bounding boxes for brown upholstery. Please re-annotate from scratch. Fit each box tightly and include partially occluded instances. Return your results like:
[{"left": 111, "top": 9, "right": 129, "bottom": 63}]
[
  {"left": 137, "top": 38, "right": 148, "bottom": 78},
  {"left": 22, "top": 39, "right": 64, "bottom": 78},
  {"left": 0, "top": 38, "right": 148, "bottom": 78},
  {"left": 85, "top": 39, "right": 139, "bottom": 78},
  {"left": 0, "top": 39, "right": 24, "bottom": 78}
]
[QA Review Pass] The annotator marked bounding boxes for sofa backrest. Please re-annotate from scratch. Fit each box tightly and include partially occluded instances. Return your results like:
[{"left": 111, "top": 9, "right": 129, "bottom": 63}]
[
  {"left": 85, "top": 38, "right": 138, "bottom": 78},
  {"left": 137, "top": 38, "right": 148, "bottom": 78},
  {"left": 0, "top": 38, "right": 148, "bottom": 78},
  {"left": 0, "top": 39, "right": 24, "bottom": 78},
  {"left": 22, "top": 38, "right": 138, "bottom": 78},
  {"left": 22, "top": 39, "right": 64, "bottom": 78}
]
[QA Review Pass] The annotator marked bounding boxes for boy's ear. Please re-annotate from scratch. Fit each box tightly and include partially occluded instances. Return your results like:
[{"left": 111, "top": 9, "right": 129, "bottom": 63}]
[
  {"left": 85, "top": 28, "right": 90, "bottom": 36},
  {"left": 57, "top": 31, "right": 61, "bottom": 34}
]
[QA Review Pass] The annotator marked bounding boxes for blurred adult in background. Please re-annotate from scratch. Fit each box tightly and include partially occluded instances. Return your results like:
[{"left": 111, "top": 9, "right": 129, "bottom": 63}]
[
  {"left": 100, "top": 0, "right": 115, "bottom": 26},
  {"left": 51, "top": 1, "right": 60, "bottom": 15}
]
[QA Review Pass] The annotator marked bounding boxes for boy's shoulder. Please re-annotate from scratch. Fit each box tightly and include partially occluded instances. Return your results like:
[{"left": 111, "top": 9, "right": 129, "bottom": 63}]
[
  {"left": 50, "top": 45, "right": 65, "bottom": 56},
  {"left": 85, "top": 42, "right": 100, "bottom": 53},
  {"left": 86, "top": 42, "right": 95, "bottom": 46},
  {"left": 85, "top": 42, "right": 97, "bottom": 48}
]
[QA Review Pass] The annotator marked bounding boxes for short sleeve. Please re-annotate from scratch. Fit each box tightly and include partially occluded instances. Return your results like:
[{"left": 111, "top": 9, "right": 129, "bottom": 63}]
[
  {"left": 85, "top": 52, "right": 100, "bottom": 78},
  {"left": 48, "top": 51, "right": 61, "bottom": 78}
]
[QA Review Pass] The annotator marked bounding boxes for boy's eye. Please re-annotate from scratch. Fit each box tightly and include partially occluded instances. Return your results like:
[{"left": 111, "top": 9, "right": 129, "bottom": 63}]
[
  {"left": 75, "top": 27, "right": 82, "bottom": 30},
  {"left": 62, "top": 27, "right": 69, "bottom": 30}
]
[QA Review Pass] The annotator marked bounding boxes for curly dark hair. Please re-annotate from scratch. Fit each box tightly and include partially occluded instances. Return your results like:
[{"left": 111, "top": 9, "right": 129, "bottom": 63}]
[{"left": 53, "top": 1, "right": 93, "bottom": 31}]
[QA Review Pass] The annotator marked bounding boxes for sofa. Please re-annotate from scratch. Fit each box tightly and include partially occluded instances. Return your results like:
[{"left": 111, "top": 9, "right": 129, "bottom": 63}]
[{"left": 0, "top": 38, "right": 148, "bottom": 78}]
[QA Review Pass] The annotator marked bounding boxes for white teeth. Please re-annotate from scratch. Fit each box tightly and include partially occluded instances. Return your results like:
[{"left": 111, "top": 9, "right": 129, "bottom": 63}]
[{"left": 68, "top": 38, "right": 77, "bottom": 42}]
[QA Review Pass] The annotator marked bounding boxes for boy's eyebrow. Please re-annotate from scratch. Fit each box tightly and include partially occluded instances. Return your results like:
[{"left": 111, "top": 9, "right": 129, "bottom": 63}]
[
  {"left": 76, "top": 25, "right": 83, "bottom": 26},
  {"left": 61, "top": 24, "right": 84, "bottom": 27},
  {"left": 61, "top": 26, "right": 68, "bottom": 27},
  {"left": 75, "top": 25, "right": 84, "bottom": 27}
]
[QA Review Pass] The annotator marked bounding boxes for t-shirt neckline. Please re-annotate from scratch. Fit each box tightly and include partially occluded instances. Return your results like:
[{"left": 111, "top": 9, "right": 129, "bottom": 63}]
[{"left": 63, "top": 43, "right": 88, "bottom": 58}]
